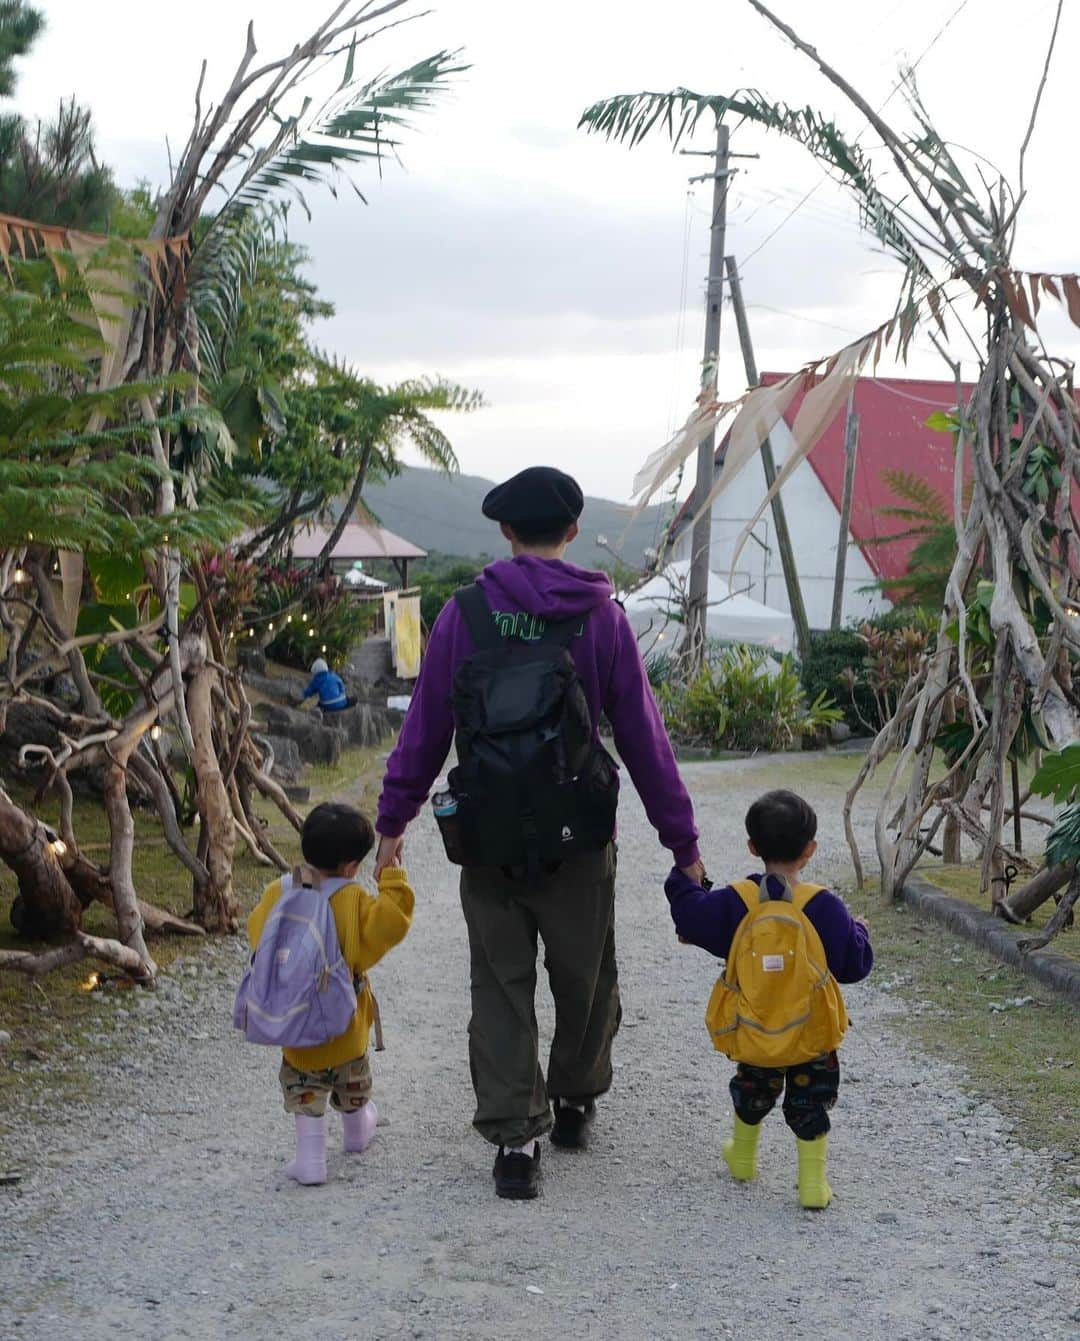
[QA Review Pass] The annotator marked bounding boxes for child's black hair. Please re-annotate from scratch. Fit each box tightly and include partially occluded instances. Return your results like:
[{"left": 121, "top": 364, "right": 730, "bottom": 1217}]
[
  {"left": 301, "top": 802, "right": 375, "bottom": 872},
  {"left": 507, "top": 519, "right": 574, "bottom": 548},
  {"left": 745, "top": 789, "right": 817, "bottom": 863}
]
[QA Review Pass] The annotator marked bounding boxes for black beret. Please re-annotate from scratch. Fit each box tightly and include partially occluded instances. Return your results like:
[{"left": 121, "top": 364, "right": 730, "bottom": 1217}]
[{"left": 482, "top": 466, "right": 584, "bottom": 527}]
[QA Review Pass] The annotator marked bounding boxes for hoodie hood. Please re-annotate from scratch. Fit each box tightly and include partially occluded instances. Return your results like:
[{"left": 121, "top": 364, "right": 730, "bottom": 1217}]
[
  {"left": 310, "top": 657, "right": 329, "bottom": 676},
  {"left": 476, "top": 555, "right": 613, "bottom": 621}
]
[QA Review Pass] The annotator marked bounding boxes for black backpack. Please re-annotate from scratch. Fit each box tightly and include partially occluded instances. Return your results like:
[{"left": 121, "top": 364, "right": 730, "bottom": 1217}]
[{"left": 443, "top": 584, "right": 619, "bottom": 871}]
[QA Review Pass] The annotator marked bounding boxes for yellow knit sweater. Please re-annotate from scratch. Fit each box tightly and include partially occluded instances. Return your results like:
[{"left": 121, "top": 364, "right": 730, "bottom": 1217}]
[{"left": 247, "top": 866, "right": 415, "bottom": 1071}]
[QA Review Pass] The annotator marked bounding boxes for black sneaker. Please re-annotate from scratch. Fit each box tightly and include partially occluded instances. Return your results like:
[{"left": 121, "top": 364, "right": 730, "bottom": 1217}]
[
  {"left": 550, "top": 1099, "right": 595, "bottom": 1150},
  {"left": 493, "top": 1145, "right": 541, "bottom": 1200}
]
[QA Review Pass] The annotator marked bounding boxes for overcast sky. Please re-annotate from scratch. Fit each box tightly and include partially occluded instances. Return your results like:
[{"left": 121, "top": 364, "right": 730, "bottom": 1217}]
[{"left": 18, "top": 0, "right": 1080, "bottom": 511}]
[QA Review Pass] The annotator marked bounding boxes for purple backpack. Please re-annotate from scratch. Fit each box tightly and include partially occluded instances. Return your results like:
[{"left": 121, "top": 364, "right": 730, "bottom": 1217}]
[{"left": 233, "top": 866, "right": 358, "bottom": 1048}]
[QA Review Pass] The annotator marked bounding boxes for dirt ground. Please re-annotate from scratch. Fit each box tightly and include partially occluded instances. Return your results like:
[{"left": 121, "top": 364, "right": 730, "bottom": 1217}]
[{"left": 1, "top": 754, "right": 1078, "bottom": 1340}]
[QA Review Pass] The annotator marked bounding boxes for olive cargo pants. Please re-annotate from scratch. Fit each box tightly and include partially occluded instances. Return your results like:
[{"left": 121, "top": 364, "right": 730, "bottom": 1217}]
[{"left": 459, "top": 844, "right": 621, "bottom": 1148}]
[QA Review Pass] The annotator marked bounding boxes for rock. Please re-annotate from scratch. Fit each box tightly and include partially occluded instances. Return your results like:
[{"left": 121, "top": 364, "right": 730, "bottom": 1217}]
[
  {"left": 0, "top": 1030, "right": 11, "bottom": 1047},
  {"left": 236, "top": 645, "right": 267, "bottom": 675},
  {"left": 321, "top": 703, "right": 397, "bottom": 749},
  {"left": 260, "top": 705, "right": 342, "bottom": 767},
  {"left": 255, "top": 733, "right": 305, "bottom": 785},
  {"left": 829, "top": 720, "right": 853, "bottom": 743}
]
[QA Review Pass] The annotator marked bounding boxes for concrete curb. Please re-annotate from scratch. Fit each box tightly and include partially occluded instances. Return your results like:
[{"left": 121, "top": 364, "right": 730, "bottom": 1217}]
[{"left": 900, "top": 872, "right": 1080, "bottom": 1007}]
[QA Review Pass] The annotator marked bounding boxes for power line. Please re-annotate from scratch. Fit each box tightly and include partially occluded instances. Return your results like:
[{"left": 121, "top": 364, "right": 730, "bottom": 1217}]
[{"left": 739, "top": 0, "right": 973, "bottom": 273}]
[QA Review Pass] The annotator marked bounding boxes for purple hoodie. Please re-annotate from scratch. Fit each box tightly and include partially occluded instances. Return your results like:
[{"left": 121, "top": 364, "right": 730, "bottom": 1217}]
[
  {"left": 665, "top": 869, "right": 873, "bottom": 984},
  {"left": 377, "top": 555, "right": 701, "bottom": 867}
]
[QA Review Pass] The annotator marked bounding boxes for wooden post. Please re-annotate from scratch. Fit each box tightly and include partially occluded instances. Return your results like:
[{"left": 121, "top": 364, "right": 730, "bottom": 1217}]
[
  {"left": 725, "top": 256, "right": 812, "bottom": 660},
  {"left": 831, "top": 392, "right": 859, "bottom": 630},
  {"left": 1010, "top": 756, "right": 1023, "bottom": 855},
  {"left": 685, "top": 123, "right": 731, "bottom": 672}
]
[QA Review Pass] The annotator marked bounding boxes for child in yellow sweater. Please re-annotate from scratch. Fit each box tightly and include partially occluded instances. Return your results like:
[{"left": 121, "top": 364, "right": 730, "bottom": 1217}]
[{"left": 247, "top": 802, "right": 414, "bottom": 1185}]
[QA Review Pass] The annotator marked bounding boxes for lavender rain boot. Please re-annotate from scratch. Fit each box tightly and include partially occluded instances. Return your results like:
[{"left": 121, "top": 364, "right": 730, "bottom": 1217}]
[
  {"left": 342, "top": 1101, "right": 379, "bottom": 1154},
  {"left": 285, "top": 1114, "right": 327, "bottom": 1185}
]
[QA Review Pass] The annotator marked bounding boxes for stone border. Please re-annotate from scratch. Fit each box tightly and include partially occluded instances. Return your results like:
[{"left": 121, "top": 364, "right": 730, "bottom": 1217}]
[{"left": 900, "top": 872, "right": 1080, "bottom": 1007}]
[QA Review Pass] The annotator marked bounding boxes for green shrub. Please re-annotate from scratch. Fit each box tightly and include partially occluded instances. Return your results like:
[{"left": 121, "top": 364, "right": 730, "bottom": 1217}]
[
  {"left": 415, "top": 561, "right": 483, "bottom": 628},
  {"left": 660, "top": 645, "right": 841, "bottom": 752},
  {"left": 801, "top": 627, "right": 874, "bottom": 731},
  {"left": 253, "top": 566, "right": 376, "bottom": 670}
]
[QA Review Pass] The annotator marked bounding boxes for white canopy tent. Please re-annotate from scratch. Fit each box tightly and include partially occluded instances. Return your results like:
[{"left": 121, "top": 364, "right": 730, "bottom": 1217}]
[{"left": 622, "top": 559, "right": 795, "bottom": 654}]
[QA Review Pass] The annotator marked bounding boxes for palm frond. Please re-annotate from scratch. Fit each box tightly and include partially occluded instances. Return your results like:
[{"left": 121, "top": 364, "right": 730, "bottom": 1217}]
[
  {"left": 389, "top": 375, "right": 485, "bottom": 414},
  {"left": 189, "top": 204, "right": 282, "bottom": 385},
  {"left": 215, "top": 50, "right": 467, "bottom": 227},
  {"left": 580, "top": 87, "right": 936, "bottom": 284},
  {"left": 881, "top": 468, "right": 951, "bottom": 522}
]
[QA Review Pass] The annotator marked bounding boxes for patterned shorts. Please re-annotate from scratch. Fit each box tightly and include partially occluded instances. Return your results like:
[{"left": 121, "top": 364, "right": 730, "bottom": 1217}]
[
  {"left": 279, "top": 1054, "right": 373, "bottom": 1117},
  {"left": 729, "top": 1051, "right": 841, "bottom": 1140}
]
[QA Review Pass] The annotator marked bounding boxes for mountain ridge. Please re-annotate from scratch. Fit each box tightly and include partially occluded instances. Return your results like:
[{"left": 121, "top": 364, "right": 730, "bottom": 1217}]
[{"left": 362, "top": 466, "right": 669, "bottom": 567}]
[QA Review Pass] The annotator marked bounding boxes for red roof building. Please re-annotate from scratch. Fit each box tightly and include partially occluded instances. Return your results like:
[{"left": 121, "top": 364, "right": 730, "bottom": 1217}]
[
  {"left": 763, "top": 371, "right": 971, "bottom": 586},
  {"left": 669, "top": 373, "right": 973, "bottom": 623}
]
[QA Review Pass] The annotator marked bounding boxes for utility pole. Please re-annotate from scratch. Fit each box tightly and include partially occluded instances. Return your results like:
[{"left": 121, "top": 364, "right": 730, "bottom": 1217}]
[
  {"left": 684, "top": 123, "right": 731, "bottom": 671},
  {"left": 830, "top": 392, "right": 859, "bottom": 630},
  {"left": 725, "top": 256, "right": 812, "bottom": 660}
]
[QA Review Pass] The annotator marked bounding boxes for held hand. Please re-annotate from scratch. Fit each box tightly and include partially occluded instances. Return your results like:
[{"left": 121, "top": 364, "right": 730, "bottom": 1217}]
[
  {"left": 374, "top": 834, "right": 404, "bottom": 877},
  {"left": 679, "top": 860, "right": 707, "bottom": 886}
]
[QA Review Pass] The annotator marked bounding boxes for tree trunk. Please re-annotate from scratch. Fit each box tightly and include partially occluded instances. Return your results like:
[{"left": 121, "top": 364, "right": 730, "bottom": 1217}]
[
  {"left": 102, "top": 763, "right": 157, "bottom": 977},
  {"left": 187, "top": 666, "right": 237, "bottom": 931},
  {"left": 1000, "top": 861, "right": 1073, "bottom": 923},
  {"left": 0, "top": 789, "right": 81, "bottom": 940}
]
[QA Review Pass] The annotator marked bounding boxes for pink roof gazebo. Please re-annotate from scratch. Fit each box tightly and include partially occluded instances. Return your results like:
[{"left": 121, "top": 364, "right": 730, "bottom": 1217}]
[{"left": 291, "top": 522, "right": 426, "bottom": 587}]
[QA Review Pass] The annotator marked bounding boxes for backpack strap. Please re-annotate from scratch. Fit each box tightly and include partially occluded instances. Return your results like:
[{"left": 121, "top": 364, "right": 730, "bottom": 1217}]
[
  {"left": 454, "top": 584, "right": 501, "bottom": 651},
  {"left": 791, "top": 882, "right": 827, "bottom": 912},
  {"left": 291, "top": 864, "right": 321, "bottom": 891},
  {"left": 335, "top": 881, "right": 386, "bottom": 1053},
  {"left": 730, "top": 879, "right": 760, "bottom": 914}
]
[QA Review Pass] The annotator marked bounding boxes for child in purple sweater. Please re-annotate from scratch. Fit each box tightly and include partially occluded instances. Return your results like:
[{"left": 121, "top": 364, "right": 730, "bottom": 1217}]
[{"left": 666, "top": 789, "right": 872, "bottom": 1208}]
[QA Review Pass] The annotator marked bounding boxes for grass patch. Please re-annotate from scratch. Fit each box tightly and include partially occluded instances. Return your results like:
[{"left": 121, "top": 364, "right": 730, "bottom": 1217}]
[
  {"left": 0, "top": 742, "right": 384, "bottom": 1131},
  {"left": 846, "top": 881, "right": 1080, "bottom": 1173},
  {"left": 917, "top": 861, "right": 1078, "bottom": 965}
]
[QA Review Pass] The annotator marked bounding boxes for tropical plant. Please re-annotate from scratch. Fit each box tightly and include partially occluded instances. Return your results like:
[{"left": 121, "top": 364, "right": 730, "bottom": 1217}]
[
  {"left": 239, "top": 364, "right": 481, "bottom": 570},
  {"left": 0, "top": 4, "right": 467, "bottom": 979},
  {"left": 658, "top": 646, "right": 841, "bottom": 753},
  {"left": 0, "top": 264, "right": 251, "bottom": 977},
  {"left": 259, "top": 568, "right": 376, "bottom": 670},
  {"left": 583, "top": 1, "right": 1080, "bottom": 944}
]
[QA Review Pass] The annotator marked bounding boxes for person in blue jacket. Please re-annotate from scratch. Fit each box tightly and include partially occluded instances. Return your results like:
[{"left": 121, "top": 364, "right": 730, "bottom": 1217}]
[{"left": 301, "top": 658, "right": 357, "bottom": 712}]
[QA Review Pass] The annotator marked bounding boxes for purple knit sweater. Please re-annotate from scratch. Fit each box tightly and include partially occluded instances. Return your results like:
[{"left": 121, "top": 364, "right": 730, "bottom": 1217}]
[
  {"left": 376, "top": 555, "right": 701, "bottom": 867},
  {"left": 665, "top": 869, "right": 873, "bottom": 983}
]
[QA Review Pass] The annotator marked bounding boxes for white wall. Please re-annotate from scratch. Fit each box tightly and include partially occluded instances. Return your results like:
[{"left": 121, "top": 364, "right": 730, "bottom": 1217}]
[{"left": 672, "top": 421, "right": 890, "bottom": 630}]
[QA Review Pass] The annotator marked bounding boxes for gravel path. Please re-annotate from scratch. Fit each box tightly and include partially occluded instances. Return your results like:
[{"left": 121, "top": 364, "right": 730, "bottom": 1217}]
[{"left": 2, "top": 754, "right": 1078, "bottom": 1340}]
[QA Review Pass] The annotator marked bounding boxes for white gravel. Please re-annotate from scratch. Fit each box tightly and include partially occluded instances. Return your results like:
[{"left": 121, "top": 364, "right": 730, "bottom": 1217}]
[{"left": 1, "top": 753, "right": 1078, "bottom": 1340}]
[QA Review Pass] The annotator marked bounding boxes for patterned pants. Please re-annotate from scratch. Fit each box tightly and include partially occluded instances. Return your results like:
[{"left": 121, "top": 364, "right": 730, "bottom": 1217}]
[
  {"left": 279, "top": 1054, "right": 372, "bottom": 1117},
  {"left": 729, "top": 1051, "right": 840, "bottom": 1140}
]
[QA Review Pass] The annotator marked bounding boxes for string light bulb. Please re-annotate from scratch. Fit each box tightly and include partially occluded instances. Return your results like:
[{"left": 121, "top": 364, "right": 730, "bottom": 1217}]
[
  {"left": 50, "top": 838, "right": 67, "bottom": 858},
  {"left": 150, "top": 724, "right": 163, "bottom": 742},
  {"left": 12, "top": 567, "right": 28, "bottom": 584}
]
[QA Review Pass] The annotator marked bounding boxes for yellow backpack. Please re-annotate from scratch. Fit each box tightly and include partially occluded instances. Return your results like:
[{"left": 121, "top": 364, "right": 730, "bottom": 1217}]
[{"left": 705, "top": 878, "right": 848, "bottom": 1068}]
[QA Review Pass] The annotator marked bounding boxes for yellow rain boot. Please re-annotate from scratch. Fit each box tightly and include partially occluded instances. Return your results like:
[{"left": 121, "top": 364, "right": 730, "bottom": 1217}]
[
  {"left": 722, "top": 1116, "right": 761, "bottom": 1182},
  {"left": 796, "top": 1134, "right": 833, "bottom": 1209}
]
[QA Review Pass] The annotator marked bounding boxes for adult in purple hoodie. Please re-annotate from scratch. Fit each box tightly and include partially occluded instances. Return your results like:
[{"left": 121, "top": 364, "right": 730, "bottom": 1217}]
[{"left": 374, "top": 466, "right": 702, "bottom": 1200}]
